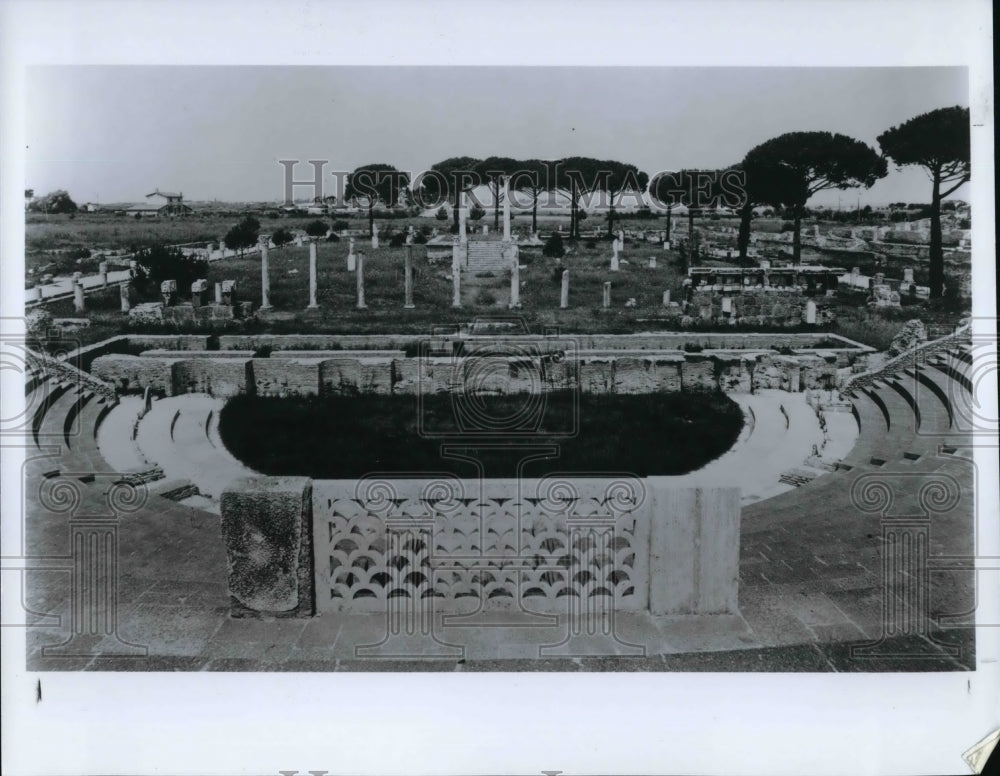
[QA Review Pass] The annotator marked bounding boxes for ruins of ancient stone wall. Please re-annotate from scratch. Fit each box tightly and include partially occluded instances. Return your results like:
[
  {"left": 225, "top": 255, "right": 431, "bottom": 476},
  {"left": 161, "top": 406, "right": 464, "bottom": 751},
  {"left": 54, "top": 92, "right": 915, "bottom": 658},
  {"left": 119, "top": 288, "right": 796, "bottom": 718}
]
[
  {"left": 91, "top": 354, "right": 176, "bottom": 395},
  {"left": 172, "top": 358, "right": 250, "bottom": 398},
  {"left": 253, "top": 358, "right": 321, "bottom": 397},
  {"left": 89, "top": 349, "right": 838, "bottom": 398}
]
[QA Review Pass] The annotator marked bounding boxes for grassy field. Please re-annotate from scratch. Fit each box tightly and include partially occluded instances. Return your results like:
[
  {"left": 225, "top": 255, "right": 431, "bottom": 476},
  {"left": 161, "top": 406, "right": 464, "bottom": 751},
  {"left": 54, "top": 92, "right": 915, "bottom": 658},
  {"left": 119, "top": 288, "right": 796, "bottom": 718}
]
[{"left": 218, "top": 390, "right": 744, "bottom": 478}]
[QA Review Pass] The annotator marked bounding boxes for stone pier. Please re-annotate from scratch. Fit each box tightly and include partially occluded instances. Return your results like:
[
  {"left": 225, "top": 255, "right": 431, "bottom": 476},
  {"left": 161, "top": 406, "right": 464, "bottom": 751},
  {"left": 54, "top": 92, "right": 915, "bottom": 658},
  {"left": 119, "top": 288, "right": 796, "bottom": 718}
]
[
  {"left": 452, "top": 260, "right": 462, "bottom": 308},
  {"left": 98, "top": 261, "right": 108, "bottom": 288},
  {"left": 308, "top": 241, "right": 319, "bottom": 308},
  {"left": 73, "top": 282, "right": 85, "bottom": 313},
  {"left": 509, "top": 259, "right": 520, "bottom": 308},
  {"left": 404, "top": 245, "right": 415, "bottom": 309},
  {"left": 191, "top": 278, "right": 208, "bottom": 307},
  {"left": 348, "top": 238, "right": 356, "bottom": 272},
  {"left": 611, "top": 240, "right": 619, "bottom": 272},
  {"left": 560, "top": 270, "right": 569, "bottom": 309},
  {"left": 603, "top": 281, "right": 611, "bottom": 309},
  {"left": 120, "top": 283, "right": 131, "bottom": 313},
  {"left": 356, "top": 252, "right": 366, "bottom": 309}
]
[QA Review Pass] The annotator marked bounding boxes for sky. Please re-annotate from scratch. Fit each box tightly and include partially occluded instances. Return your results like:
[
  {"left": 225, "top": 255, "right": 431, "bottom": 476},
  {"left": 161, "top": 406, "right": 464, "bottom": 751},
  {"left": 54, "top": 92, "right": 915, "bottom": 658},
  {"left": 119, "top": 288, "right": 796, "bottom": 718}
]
[{"left": 26, "top": 66, "right": 970, "bottom": 208}]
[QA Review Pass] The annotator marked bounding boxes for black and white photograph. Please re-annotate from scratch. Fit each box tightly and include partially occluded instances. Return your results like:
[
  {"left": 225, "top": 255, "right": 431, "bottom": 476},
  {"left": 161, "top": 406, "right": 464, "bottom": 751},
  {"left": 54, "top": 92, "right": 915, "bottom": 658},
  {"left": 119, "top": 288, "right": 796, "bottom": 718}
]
[{"left": 2, "top": 2, "right": 997, "bottom": 774}]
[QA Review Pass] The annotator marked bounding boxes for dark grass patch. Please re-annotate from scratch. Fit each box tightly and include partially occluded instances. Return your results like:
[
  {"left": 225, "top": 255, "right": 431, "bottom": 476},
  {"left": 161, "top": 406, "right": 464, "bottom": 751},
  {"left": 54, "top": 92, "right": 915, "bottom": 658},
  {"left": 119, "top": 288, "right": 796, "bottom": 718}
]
[{"left": 219, "top": 390, "right": 743, "bottom": 478}]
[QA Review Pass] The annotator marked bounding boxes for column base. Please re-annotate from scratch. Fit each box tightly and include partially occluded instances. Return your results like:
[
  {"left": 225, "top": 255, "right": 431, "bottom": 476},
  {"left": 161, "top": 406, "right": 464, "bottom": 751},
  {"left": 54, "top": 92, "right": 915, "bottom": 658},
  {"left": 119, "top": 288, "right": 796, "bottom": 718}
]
[
  {"left": 356, "top": 304, "right": 367, "bottom": 310},
  {"left": 258, "top": 304, "right": 272, "bottom": 310},
  {"left": 307, "top": 303, "right": 319, "bottom": 309},
  {"left": 404, "top": 304, "right": 415, "bottom": 309}
]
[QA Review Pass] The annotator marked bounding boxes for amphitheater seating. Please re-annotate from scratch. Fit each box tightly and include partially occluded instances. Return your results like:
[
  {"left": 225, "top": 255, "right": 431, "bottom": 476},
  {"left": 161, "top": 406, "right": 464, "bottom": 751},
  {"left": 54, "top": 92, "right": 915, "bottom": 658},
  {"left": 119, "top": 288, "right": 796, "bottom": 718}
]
[{"left": 745, "top": 339, "right": 974, "bottom": 523}]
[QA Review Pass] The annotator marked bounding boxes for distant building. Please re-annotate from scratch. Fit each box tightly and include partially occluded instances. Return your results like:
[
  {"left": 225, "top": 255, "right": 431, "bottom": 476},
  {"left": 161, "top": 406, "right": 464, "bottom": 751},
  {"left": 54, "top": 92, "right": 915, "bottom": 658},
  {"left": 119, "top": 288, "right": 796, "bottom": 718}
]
[{"left": 131, "top": 189, "right": 193, "bottom": 216}]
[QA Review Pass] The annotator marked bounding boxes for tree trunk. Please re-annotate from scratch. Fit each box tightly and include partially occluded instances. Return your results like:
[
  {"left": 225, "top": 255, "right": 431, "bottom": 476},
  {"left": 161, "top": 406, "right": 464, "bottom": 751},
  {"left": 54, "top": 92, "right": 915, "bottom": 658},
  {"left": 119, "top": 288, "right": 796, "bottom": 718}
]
[
  {"left": 570, "top": 179, "right": 577, "bottom": 239},
  {"left": 929, "top": 169, "right": 944, "bottom": 298},
  {"left": 737, "top": 201, "right": 752, "bottom": 265},
  {"left": 793, "top": 207, "right": 802, "bottom": 263},
  {"left": 369, "top": 204, "right": 374, "bottom": 238},
  {"left": 494, "top": 182, "right": 500, "bottom": 231},
  {"left": 665, "top": 207, "right": 672, "bottom": 242}
]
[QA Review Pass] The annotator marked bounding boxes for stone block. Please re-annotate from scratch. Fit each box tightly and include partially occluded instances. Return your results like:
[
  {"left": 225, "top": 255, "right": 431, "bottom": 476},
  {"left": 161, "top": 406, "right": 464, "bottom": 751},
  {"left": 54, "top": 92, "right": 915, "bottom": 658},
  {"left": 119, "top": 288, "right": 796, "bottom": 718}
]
[
  {"left": 220, "top": 476, "right": 314, "bottom": 617},
  {"left": 648, "top": 485, "right": 740, "bottom": 614}
]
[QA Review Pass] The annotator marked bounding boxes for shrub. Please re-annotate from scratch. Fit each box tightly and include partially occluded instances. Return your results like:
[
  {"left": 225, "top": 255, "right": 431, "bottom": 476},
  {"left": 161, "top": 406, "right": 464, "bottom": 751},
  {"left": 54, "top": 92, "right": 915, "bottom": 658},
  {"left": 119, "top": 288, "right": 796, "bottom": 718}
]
[
  {"left": 435, "top": 207, "right": 449, "bottom": 221},
  {"left": 476, "top": 290, "right": 497, "bottom": 306},
  {"left": 469, "top": 205, "right": 486, "bottom": 221},
  {"left": 390, "top": 233, "right": 406, "bottom": 247},
  {"left": 332, "top": 219, "right": 350, "bottom": 231},
  {"left": 325, "top": 232, "right": 340, "bottom": 242},
  {"left": 253, "top": 344, "right": 273, "bottom": 358},
  {"left": 543, "top": 231, "right": 565, "bottom": 258}
]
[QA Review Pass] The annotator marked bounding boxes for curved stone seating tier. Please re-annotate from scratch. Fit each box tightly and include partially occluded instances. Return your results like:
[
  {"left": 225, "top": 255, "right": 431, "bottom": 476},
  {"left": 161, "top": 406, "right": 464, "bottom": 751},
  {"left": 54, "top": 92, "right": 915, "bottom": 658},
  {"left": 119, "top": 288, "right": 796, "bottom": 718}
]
[
  {"left": 95, "top": 396, "right": 152, "bottom": 474},
  {"left": 742, "top": 453, "right": 972, "bottom": 529},
  {"left": 30, "top": 379, "right": 71, "bottom": 446},
  {"left": 907, "top": 365, "right": 957, "bottom": 428},
  {"left": 892, "top": 371, "right": 952, "bottom": 435},
  {"left": 927, "top": 354, "right": 974, "bottom": 396},
  {"left": 842, "top": 389, "right": 889, "bottom": 466},
  {"left": 134, "top": 394, "right": 257, "bottom": 505}
]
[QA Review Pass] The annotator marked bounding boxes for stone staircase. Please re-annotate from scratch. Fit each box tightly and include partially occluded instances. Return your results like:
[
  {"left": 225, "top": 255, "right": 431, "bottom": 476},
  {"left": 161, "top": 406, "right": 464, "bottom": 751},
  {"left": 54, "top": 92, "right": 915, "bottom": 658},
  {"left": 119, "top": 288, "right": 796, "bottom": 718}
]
[{"left": 466, "top": 240, "right": 511, "bottom": 272}]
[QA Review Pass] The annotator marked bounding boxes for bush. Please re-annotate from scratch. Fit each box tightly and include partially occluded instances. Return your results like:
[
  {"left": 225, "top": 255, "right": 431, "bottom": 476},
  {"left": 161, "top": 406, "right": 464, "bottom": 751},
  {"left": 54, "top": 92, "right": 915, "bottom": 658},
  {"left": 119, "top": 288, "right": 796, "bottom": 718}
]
[
  {"left": 332, "top": 220, "right": 350, "bottom": 231},
  {"left": 325, "top": 232, "right": 340, "bottom": 242},
  {"left": 435, "top": 207, "right": 449, "bottom": 221},
  {"left": 551, "top": 264, "right": 567, "bottom": 283},
  {"left": 390, "top": 233, "right": 406, "bottom": 247},
  {"left": 253, "top": 344, "right": 273, "bottom": 358},
  {"left": 413, "top": 232, "right": 428, "bottom": 244},
  {"left": 476, "top": 290, "right": 497, "bottom": 306},
  {"left": 543, "top": 231, "right": 565, "bottom": 258},
  {"left": 469, "top": 205, "right": 486, "bottom": 221}
]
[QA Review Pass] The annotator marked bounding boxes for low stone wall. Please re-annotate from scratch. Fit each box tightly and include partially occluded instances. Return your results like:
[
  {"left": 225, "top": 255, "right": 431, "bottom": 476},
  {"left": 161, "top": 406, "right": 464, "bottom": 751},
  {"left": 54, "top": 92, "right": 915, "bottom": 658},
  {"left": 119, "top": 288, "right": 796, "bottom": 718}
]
[
  {"left": 219, "top": 475, "right": 741, "bottom": 618},
  {"left": 688, "top": 289, "right": 835, "bottom": 327},
  {"left": 91, "top": 349, "right": 837, "bottom": 397},
  {"left": 91, "top": 354, "right": 177, "bottom": 395},
  {"left": 172, "top": 358, "right": 251, "bottom": 397}
]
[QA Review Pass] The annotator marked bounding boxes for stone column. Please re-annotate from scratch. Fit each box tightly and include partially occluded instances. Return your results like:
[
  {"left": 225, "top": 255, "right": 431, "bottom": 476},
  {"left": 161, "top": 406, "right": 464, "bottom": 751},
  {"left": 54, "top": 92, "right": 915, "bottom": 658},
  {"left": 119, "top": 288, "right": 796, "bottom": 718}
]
[
  {"left": 452, "top": 260, "right": 462, "bottom": 307},
  {"left": 73, "top": 281, "right": 86, "bottom": 313},
  {"left": 356, "top": 251, "right": 366, "bottom": 309},
  {"left": 509, "top": 259, "right": 520, "bottom": 308},
  {"left": 308, "top": 240, "right": 319, "bottom": 308},
  {"left": 404, "top": 244, "right": 415, "bottom": 309},
  {"left": 215, "top": 282, "right": 223, "bottom": 304},
  {"left": 98, "top": 261, "right": 108, "bottom": 287},
  {"left": 611, "top": 241, "right": 619, "bottom": 272},
  {"left": 348, "top": 238, "right": 356, "bottom": 272},
  {"left": 503, "top": 175, "right": 511, "bottom": 241},
  {"left": 662, "top": 289, "right": 671, "bottom": 307},
  {"left": 560, "top": 269, "right": 569, "bottom": 309},
  {"left": 260, "top": 240, "right": 271, "bottom": 309},
  {"left": 119, "top": 282, "right": 131, "bottom": 313},
  {"left": 602, "top": 281, "right": 611, "bottom": 309}
]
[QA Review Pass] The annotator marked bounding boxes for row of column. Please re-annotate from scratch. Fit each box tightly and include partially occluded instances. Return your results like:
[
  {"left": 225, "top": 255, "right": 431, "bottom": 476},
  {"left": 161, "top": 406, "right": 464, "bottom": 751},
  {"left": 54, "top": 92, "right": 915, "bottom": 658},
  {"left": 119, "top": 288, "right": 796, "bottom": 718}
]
[{"left": 258, "top": 239, "right": 417, "bottom": 311}]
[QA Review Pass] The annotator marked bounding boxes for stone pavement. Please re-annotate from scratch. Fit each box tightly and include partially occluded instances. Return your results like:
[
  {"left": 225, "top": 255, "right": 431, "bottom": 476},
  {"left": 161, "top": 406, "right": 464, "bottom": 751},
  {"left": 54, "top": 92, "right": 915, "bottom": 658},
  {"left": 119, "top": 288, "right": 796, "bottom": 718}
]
[{"left": 22, "top": 449, "right": 976, "bottom": 672}]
